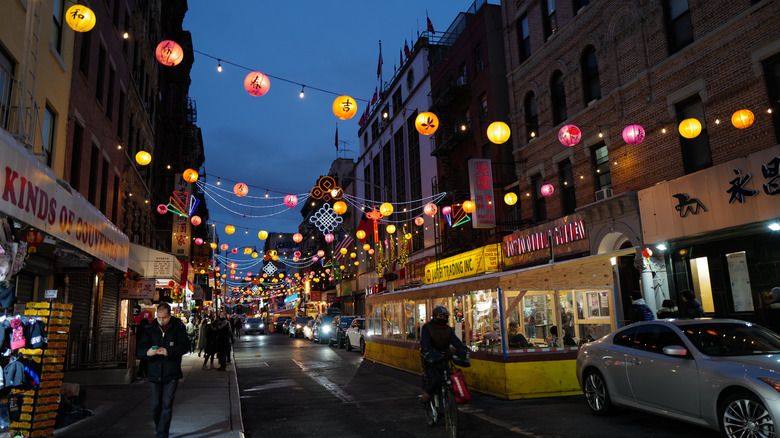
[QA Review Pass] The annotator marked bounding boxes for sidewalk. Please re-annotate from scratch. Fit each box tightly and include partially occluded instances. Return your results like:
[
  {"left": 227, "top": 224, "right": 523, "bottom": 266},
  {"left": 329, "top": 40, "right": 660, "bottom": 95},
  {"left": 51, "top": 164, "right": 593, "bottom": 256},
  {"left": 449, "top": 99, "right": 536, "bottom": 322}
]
[{"left": 54, "top": 353, "right": 244, "bottom": 438}]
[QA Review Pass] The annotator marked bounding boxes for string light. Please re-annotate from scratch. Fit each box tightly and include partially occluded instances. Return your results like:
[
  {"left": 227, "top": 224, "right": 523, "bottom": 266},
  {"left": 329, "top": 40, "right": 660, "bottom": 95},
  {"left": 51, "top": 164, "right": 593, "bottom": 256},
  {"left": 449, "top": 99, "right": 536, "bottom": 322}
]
[
  {"left": 265, "top": 190, "right": 269, "bottom": 198},
  {"left": 123, "top": 32, "right": 129, "bottom": 39},
  {"left": 217, "top": 59, "right": 222, "bottom": 72},
  {"left": 299, "top": 86, "right": 305, "bottom": 98},
  {"left": 217, "top": 178, "right": 221, "bottom": 185}
]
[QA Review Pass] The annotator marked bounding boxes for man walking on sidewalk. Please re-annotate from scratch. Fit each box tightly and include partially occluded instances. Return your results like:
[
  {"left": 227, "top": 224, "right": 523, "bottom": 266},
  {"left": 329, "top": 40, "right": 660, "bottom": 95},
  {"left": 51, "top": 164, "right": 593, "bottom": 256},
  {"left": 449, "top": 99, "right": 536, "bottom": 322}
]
[{"left": 138, "top": 303, "right": 189, "bottom": 438}]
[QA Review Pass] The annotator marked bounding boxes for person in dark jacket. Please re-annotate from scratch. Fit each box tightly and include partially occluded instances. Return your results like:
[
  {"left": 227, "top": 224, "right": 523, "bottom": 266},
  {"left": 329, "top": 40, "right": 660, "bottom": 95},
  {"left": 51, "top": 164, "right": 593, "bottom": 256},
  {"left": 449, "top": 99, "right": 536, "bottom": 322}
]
[
  {"left": 215, "top": 318, "right": 233, "bottom": 371},
  {"left": 419, "top": 306, "right": 467, "bottom": 403},
  {"left": 681, "top": 290, "right": 705, "bottom": 318},
  {"left": 137, "top": 303, "right": 189, "bottom": 438},
  {"left": 656, "top": 299, "right": 679, "bottom": 319}
]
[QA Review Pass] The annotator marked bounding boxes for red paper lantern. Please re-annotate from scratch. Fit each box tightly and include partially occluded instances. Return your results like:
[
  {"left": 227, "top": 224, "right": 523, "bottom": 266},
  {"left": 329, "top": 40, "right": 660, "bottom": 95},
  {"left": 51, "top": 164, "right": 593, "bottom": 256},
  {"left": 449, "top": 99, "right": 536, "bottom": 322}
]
[
  {"left": 442, "top": 206, "right": 452, "bottom": 216},
  {"left": 558, "top": 124, "right": 581, "bottom": 147},
  {"left": 293, "top": 233, "right": 303, "bottom": 243},
  {"left": 424, "top": 203, "right": 438, "bottom": 217},
  {"left": 190, "top": 215, "right": 202, "bottom": 226},
  {"left": 317, "top": 250, "right": 325, "bottom": 257},
  {"left": 234, "top": 183, "right": 249, "bottom": 197},
  {"left": 642, "top": 248, "right": 653, "bottom": 258},
  {"left": 155, "top": 40, "right": 184, "bottom": 66},
  {"left": 157, "top": 204, "right": 168, "bottom": 214},
  {"left": 244, "top": 71, "right": 270, "bottom": 96},
  {"left": 415, "top": 216, "right": 425, "bottom": 226},
  {"left": 622, "top": 124, "right": 645, "bottom": 145},
  {"left": 284, "top": 194, "right": 298, "bottom": 208},
  {"left": 24, "top": 229, "right": 45, "bottom": 253},
  {"left": 88, "top": 259, "right": 107, "bottom": 274}
]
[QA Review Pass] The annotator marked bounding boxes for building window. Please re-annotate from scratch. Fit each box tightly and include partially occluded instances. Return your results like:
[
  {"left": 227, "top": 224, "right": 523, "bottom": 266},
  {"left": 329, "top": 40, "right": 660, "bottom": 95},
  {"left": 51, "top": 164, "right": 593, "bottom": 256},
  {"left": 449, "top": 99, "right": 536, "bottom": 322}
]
[
  {"left": 123, "top": 12, "right": 131, "bottom": 56},
  {"left": 70, "top": 123, "right": 84, "bottom": 191},
  {"left": 558, "top": 158, "right": 576, "bottom": 215},
  {"left": 392, "top": 88, "right": 402, "bottom": 115},
  {"left": 663, "top": 0, "right": 694, "bottom": 54},
  {"left": 381, "top": 104, "right": 390, "bottom": 122},
  {"left": 550, "top": 70, "right": 568, "bottom": 125},
  {"left": 96, "top": 46, "right": 106, "bottom": 104},
  {"left": 581, "top": 46, "right": 601, "bottom": 103},
  {"left": 112, "top": 0, "right": 121, "bottom": 29},
  {"left": 406, "top": 69, "right": 414, "bottom": 91},
  {"left": 474, "top": 45, "right": 484, "bottom": 73},
  {"left": 516, "top": 14, "right": 530, "bottom": 63},
  {"left": 372, "top": 154, "right": 381, "bottom": 202},
  {"left": 524, "top": 92, "right": 538, "bottom": 142},
  {"left": 112, "top": 175, "right": 120, "bottom": 223},
  {"left": 117, "top": 91, "right": 126, "bottom": 139},
  {"left": 51, "top": 0, "right": 64, "bottom": 53},
  {"left": 106, "top": 67, "right": 116, "bottom": 121},
  {"left": 479, "top": 93, "right": 488, "bottom": 121},
  {"left": 530, "top": 173, "right": 547, "bottom": 222},
  {"left": 363, "top": 132, "right": 369, "bottom": 149},
  {"left": 572, "top": 0, "right": 590, "bottom": 14},
  {"left": 464, "top": 108, "right": 471, "bottom": 131},
  {"left": 382, "top": 142, "right": 392, "bottom": 197},
  {"left": 676, "top": 95, "right": 712, "bottom": 174},
  {"left": 407, "top": 112, "right": 423, "bottom": 251},
  {"left": 371, "top": 119, "right": 379, "bottom": 139},
  {"left": 591, "top": 142, "right": 611, "bottom": 190},
  {"left": 100, "top": 158, "right": 109, "bottom": 214},
  {"left": 393, "top": 127, "right": 406, "bottom": 204},
  {"left": 0, "top": 47, "right": 14, "bottom": 130},
  {"left": 79, "top": 31, "right": 91, "bottom": 78},
  {"left": 88, "top": 144, "right": 99, "bottom": 205},
  {"left": 542, "top": 0, "right": 558, "bottom": 41},
  {"left": 42, "top": 105, "right": 56, "bottom": 167},
  {"left": 763, "top": 52, "right": 780, "bottom": 144}
]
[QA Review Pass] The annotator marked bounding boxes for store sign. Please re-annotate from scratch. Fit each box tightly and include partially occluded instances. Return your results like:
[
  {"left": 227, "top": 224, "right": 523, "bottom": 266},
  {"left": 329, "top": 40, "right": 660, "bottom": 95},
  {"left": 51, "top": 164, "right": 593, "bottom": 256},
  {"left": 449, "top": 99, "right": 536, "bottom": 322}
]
[
  {"left": 467, "top": 159, "right": 496, "bottom": 228},
  {"left": 120, "top": 279, "right": 156, "bottom": 300},
  {"left": 423, "top": 244, "right": 499, "bottom": 284},
  {"left": 171, "top": 174, "right": 191, "bottom": 259},
  {"left": 311, "top": 291, "right": 322, "bottom": 301},
  {"left": 502, "top": 214, "right": 589, "bottom": 267},
  {"left": 0, "top": 131, "right": 129, "bottom": 270},
  {"left": 639, "top": 145, "right": 780, "bottom": 244}
]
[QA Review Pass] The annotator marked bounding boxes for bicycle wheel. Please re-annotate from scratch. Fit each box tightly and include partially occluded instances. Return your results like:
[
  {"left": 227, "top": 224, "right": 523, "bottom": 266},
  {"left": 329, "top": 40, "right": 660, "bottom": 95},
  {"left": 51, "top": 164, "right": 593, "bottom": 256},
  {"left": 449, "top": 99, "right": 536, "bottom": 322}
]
[
  {"left": 444, "top": 389, "right": 459, "bottom": 438},
  {"left": 424, "top": 398, "right": 437, "bottom": 426}
]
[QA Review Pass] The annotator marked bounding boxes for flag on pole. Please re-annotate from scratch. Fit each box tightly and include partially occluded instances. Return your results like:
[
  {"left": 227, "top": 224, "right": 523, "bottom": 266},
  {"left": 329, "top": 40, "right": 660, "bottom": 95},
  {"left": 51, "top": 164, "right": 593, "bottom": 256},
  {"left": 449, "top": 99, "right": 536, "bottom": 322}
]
[
  {"left": 356, "top": 213, "right": 372, "bottom": 243},
  {"left": 335, "top": 126, "right": 339, "bottom": 151},
  {"left": 427, "top": 16, "right": 435, "bottom": 34},
  {"left": 400, "top": 48, "right": 403, "bottom": 66},
  {"left": 377, "top": 47, "right": 383, "bottom": 79},
  {"left": 404, "top": 40, "right": 411, "bottom": 58},
  {"left": 371, "top": 87, "right": 378, "bottom": 105},
  {"left": 334, "top": 233, "right": 355, "bottom": 261}
]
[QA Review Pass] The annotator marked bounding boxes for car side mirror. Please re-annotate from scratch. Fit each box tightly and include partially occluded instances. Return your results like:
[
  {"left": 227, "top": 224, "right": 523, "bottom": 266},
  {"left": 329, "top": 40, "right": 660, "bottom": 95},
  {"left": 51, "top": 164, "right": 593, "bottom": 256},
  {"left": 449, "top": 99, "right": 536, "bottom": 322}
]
[{"left": 662, "top": 345, "right": 688, "bottom": 357}]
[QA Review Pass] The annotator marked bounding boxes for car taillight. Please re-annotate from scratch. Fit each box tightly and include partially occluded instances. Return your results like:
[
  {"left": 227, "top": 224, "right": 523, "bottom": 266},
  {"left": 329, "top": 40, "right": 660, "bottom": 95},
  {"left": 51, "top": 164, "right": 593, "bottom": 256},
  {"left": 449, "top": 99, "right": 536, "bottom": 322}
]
[{"left": 759, "top": 377, "right": 780, "bottom": 393}]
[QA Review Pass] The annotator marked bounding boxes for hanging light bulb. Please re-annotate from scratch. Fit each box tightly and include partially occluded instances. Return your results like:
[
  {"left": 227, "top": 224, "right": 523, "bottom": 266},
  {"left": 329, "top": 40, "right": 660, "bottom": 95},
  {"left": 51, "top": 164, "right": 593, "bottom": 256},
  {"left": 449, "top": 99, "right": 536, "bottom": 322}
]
[
  {"left": 299, "top": 86, "right": 305, "bottom": 99},
  {"left": 217, "top": 59, "right": 222, "bottom": 72},
  {"left": 123, "top": 31, "right": 129, "bottom": 39},
  {"left": 217, "top": 178, "right": 221, "bottom": 186},
  {"left": 265, "top": 190, "right": 269, "bottom": 198}
]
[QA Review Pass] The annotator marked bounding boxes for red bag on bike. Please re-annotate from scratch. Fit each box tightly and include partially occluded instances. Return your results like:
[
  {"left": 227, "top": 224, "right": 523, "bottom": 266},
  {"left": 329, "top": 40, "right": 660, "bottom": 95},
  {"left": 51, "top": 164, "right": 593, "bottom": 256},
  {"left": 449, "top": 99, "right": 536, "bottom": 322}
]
[{"left": 451, "top": 369, "right": 471, "bottom": 404}]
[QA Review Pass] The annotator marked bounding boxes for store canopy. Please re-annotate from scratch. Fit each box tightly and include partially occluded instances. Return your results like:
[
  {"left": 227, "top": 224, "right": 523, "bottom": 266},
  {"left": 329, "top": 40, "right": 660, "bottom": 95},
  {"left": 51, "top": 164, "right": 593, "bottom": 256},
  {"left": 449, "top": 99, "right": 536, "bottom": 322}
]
[{"left": 128, "top": 243, "right": 182, "bottom": 283}]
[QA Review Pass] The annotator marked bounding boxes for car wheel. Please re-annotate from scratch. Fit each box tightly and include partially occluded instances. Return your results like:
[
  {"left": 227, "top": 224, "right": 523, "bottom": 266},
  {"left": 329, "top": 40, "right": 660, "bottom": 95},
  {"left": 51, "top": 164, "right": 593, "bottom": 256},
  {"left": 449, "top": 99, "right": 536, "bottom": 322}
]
[
  {"left": 583, "top": 370, "right": 613, "bottom": 415},
  {"left": 360, "top": 338, "right": 365, "bottom": 354},
  {"left": 719, "top": 391, "right": 774, "bottom": 438},
  {"left": 346, "top": 337, "right": 353, "bottom": 351}
]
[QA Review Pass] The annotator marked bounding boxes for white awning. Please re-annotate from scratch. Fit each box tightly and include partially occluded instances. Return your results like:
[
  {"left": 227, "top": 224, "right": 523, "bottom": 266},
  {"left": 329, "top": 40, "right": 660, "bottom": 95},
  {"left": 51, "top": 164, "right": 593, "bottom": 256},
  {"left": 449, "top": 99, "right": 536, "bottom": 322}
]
[{"left": 128, "top": 243, "right": 181, "bottom": 283}]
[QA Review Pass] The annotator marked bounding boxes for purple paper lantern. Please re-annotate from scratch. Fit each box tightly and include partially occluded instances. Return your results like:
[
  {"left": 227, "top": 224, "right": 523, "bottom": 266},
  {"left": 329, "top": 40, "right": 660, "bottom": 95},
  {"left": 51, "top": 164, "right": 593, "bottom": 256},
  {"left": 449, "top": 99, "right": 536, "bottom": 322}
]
[
  {"left": 541, "top": 184, "right": 555, "bottom": 197},
  {"left": 622, "top": 124, "right": 645, "bottom": 145},
  {"left": 558, "top": 124, "right": 581, "bottom": 147}
]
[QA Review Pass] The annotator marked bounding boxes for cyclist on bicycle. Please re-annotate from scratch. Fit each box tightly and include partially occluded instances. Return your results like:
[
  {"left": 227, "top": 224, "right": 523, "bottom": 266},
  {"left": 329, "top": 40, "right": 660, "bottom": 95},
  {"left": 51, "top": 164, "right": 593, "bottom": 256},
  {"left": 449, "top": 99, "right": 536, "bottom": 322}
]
[{"left": 419, "top": 306, "right": 468, "bottom": 403}]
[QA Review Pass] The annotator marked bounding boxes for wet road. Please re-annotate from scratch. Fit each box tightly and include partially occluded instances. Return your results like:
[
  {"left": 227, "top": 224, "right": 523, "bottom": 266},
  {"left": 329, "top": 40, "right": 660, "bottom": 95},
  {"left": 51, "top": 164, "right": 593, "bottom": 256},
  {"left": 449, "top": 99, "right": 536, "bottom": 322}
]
[{"left": 233, "top": 331, "right": 721, "bottom": 438}]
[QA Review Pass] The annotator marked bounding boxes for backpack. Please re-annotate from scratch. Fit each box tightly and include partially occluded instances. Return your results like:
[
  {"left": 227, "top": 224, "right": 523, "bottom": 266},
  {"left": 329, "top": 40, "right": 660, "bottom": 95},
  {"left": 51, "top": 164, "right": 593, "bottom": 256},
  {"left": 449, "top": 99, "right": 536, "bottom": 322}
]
[{"left": 633, "top": 303, "right": 655, "bottom": 321}]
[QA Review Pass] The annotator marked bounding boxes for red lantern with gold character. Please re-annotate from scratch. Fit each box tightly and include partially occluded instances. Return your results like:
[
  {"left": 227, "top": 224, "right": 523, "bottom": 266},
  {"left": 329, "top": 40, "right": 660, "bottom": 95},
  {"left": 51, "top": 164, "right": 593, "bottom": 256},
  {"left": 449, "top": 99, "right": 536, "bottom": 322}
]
[
  {"left": 24, "top": 229, "right": 45, "bottom": 253},
  {"left": 155, "top": 40, "right": 184, "bottom": 67},
  {"left": 88, "top": 259, "right": 107, "bottom": 274}
]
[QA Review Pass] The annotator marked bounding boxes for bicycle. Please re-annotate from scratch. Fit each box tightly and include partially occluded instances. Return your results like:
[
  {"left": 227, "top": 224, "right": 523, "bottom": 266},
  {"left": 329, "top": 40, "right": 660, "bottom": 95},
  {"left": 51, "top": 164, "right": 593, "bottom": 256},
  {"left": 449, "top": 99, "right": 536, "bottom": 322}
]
[{"left": 422, "top": 352, "right": 470, "bottom": 438}]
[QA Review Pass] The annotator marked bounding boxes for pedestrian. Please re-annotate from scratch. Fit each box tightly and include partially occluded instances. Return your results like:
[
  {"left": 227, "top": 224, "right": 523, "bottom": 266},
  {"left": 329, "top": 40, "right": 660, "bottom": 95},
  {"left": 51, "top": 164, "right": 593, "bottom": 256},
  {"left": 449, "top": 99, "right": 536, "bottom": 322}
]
[
  {"left": 419, "top": 306, "right": 469, "bottom": 403},
  {"left": 202, "top": 319, "right": 218, "bottom": 370},
  {"left": 235, "top": 317, "right": 243, "bottom": 340},
  {"left": 197, "top": 318, "right": 209, "bottom": 357},
  {"left": 136, "top": 318, "right": 149, "bottom": 378},
  {"left": 680, "top": 290, "right": 705, "bottom": 318},
  {"left": 185, "top": 317, "right": 196, "bottom": 354},
  {"left": 656, "top": 299, "right": 679, "bottom": 319},
  {"left": 630, "top": 291, "right": 655, "bottom": 322},
  {"left": 215, "top": 318, "right": 233, "bottom": 371},
  {"left": 137, "top": 303, "right": 189, "bottom": 438}
]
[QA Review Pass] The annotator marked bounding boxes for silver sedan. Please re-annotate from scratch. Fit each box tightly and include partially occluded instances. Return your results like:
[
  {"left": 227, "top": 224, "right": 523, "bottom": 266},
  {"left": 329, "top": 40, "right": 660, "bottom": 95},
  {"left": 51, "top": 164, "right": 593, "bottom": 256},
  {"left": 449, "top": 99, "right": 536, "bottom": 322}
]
[{"left": 576, "top": 319, "right": 780, "bottom": 438}]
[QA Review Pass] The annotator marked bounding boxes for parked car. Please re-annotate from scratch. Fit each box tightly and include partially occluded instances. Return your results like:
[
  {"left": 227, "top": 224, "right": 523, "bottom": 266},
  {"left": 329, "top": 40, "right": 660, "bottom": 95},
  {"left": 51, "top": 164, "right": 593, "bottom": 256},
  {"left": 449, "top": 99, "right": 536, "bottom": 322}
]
[
  {"left": 328, "top": 315, "right": 355, "bottom": 348},
  {"left": 344, "top": 317, "right": 366, "bottom": 354},
  {"left": 312, "top": 314, "right": 338, "bottom": 344},
  {"left": 275, "top": 316, "right": 291, "bottom": 333},
  {"left": 281, "top": 317, "right": 293, "bottom": 334},
  {"left": 288, "top": 317, "right": 311, "bottom": 338},
  {"left": 303, "top": 319, "right": 316, "bottom": 340},
  {"left": 576, "top": 319, "right": 780, "bottom": 438},
  {"left": 243, "top": 317, "right": 265, "bottom": 335}
]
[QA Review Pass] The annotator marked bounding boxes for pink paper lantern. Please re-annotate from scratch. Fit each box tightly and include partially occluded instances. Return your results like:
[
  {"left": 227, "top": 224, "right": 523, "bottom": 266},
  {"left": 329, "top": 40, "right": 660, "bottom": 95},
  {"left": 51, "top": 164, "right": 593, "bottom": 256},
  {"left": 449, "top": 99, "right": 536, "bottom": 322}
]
[
  {"left": 244, "top": 71, "right": 270, "bottom": 96},
  {"left": 368, "top": 249, "right": 375, "bottom": 255},
  {"left": 424, "top": 203, "right": 438, "bottom": 217},
  {"left": 541, "top": 184, "right": 555, "bottom": 197},
  {"left": 329, "top": 277, "right": 334, "bottom": 281},
  {"left": 190, "top": 215, "right": 202, "bottom": 226},
  {"left": 312, "top": 256, "right": 319, "bottom": 262},
  {"left": 442, "top": 206, "right": 452, "bottom": 216},
  {"left": 220, "top": 243, "right": 229, "bottom": 251},
  {"left": 157, "top": 204, "right": 168, "bottom": 214},
  {"left": 317, "top": 250, "right": 325, "bottom": 257},
  {"left": 325, "top": 268, "right": 331, "bottom": 274},
  {"left": 194, "top": 237, "right": 203, "bottom": 245},
  {"left": 622, "top": 124, "right": 645, "bottom": 145},
  {"left": 558, "top": 124, "right": 581, "bottom": 147},
  {"left": 415, "top": 216, "right": 424, "bottom": 226},
  {"left": 294, "top": 251, "right": 301, "bottom": 258},
  {"left": 325, "top": 233, "right": 335, "bottom": 243},
  {"left": 231, "top": 248, "right": 238, "bottom": 254},
  {"left": 247, "top": 272, "right": 252, "bottom": 276},
  {"left": 284, "top": 194, "right": 298, "bottom": 208}
]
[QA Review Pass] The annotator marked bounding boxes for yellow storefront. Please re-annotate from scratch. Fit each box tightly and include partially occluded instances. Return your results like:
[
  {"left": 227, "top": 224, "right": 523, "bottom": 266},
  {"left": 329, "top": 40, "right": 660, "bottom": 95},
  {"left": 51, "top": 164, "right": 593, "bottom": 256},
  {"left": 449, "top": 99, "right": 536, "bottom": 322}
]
[{"left": 364, "top": 246, "right": 634, "bottom": 399}]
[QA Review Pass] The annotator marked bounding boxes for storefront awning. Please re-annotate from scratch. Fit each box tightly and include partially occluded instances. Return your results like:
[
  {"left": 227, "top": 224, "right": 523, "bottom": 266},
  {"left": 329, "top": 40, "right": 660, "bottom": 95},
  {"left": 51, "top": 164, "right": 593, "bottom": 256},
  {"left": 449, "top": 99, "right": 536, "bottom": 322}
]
[
  {"left": 0, "top": 129, "right": 129, "bottom": 270},
  {"left": 128, "top": 243, "right": 181, "bottom": 283}
]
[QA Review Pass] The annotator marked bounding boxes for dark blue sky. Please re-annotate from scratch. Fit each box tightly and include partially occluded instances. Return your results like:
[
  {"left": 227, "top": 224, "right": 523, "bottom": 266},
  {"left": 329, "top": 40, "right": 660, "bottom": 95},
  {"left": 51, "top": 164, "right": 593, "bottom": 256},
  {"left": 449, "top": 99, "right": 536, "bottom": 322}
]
[{"left": 183, "top": 1, "right": 481, "bottom": 256}]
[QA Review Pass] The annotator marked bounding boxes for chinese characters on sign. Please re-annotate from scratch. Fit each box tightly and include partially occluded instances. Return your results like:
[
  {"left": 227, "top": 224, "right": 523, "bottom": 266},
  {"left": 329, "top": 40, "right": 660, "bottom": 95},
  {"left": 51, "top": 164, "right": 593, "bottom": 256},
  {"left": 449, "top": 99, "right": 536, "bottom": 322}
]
[
  {"left": 467, "top": 159, "right": 496, "bottom": 228},
  {"left": 171, "top": 174, "right": 191, "bottom": 259},
  {"left": 120, "top": 279, "right": 156, "bottom": 300}
]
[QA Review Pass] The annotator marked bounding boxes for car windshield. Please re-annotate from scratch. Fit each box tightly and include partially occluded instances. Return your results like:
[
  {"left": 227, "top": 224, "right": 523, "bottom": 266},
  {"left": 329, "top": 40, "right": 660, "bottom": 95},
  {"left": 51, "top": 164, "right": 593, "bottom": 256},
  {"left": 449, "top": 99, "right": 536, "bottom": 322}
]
[
  {"left": 295, "top": 317, "right": 310, "bottom": 324},
  {"left": 680, "top": 322, "right": 780, "bottom": 356},
  {"left": 339, "top": 317, "right": 355, "bottom": 327},
  {"left": 247, "top": 318, "right": 261, "bottom": 324}
]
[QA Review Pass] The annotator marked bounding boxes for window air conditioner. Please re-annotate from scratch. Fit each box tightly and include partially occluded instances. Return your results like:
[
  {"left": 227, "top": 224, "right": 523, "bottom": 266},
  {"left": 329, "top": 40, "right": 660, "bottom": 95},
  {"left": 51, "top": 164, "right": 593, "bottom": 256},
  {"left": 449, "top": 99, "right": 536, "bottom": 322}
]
[{"left": 594, "top": 188, "right": 613, "bottom": 201}]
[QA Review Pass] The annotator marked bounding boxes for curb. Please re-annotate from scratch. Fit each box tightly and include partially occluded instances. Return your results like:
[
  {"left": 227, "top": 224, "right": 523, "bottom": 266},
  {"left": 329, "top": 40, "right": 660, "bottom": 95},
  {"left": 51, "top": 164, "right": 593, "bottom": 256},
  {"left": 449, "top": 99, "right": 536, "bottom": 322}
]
[{"left": 229, "top": 349, "right": 245, "bottom": 438}]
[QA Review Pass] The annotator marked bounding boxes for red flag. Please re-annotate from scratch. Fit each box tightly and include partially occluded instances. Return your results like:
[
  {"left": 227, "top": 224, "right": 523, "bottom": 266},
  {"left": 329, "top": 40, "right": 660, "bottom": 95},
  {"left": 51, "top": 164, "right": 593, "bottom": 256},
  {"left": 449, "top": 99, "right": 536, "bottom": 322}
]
[
  {"left": 404, "top": 40, "right": 411, "bottom": 58},
  {"left": 377, "top": 49, "right": 383, "bottom": 79},
  {"left": 371, "top": 87, "right": 378, "bottom": 105},
  {"left": 400, "top": 48, "right": 403, "bottom": 66},
  {"left": 357, "top": 213, "right": 372, "bottom": 243},
  {"left": 427, "top": 17, "right": 435, "bottom": 34},
  {"left": 358, "top": 114, "right": 366, "bottom": 127},
  {"left": 335, "top": 126, "right": 339, "bottom": 151}
]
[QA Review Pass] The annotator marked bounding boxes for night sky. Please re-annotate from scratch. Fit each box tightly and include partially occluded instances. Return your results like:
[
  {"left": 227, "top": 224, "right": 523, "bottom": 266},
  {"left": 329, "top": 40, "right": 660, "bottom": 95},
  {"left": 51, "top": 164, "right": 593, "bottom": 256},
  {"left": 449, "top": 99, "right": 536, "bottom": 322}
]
[{"left": 184, "top": 1, "right": 482, "bottom": 260}]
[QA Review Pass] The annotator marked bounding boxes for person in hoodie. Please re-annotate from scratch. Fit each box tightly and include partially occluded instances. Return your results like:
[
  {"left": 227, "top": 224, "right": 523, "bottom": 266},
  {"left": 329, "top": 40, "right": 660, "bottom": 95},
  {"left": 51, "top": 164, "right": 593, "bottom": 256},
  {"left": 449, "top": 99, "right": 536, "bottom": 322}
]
[
  {"left": 419, "top": 306, "right": 468, "bottom": 403},
  {"left": 630, "top": 291, "right": 655, "bottom": 323},
  {"left": 137, "top": 303, "right": 189, "bottom": 438},
  {"left": 656, "top": 299, "right": 679, "bottom": 319},
  {"left": 681, "top": 290, "right": 705, "bottom": 318}
]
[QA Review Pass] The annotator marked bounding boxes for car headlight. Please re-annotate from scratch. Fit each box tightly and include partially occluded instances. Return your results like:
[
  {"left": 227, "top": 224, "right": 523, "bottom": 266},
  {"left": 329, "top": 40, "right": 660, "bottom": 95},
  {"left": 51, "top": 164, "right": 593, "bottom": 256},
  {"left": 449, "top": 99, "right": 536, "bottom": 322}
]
[
  {"left": 322, "top": 326, "right": 330, "bottom": 333},
  {"left": 296, "top": 324, "right": 301, "bottom": 328},
  {"left": 259, "top": 323, "right": 264, "bottom": 327},
  {"left": 759, "top": 377, "right": 780, "bottom": 393}
]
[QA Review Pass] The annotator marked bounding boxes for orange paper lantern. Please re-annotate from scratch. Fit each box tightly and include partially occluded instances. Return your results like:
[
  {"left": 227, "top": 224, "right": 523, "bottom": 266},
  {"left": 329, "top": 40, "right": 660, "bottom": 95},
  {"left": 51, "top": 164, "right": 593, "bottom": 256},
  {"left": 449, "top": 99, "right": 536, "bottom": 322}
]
[
  {"left": 731, "top": 109, "right": 755, "bottom": 129},
  {"left": 415, "top": 112, "right": 439, "bottom": 135},
  {"left": 244, "top": 71, "right": 270, "bottom": 96},
  {"left": 155, "top": 40, "right": 184, "bottom": 66},
  {"left": 225, "top": 225, "right": 235, "bottom": 235},
  {"left": 332, "top": 96, "right": 358, "bottom": 120},
  {"left": 333, "top": 201, "right": 347, "bottom": 215},
  {"left": 234, "top": 183, "right": 249, "bottom": 197},
  {"left": 182, "top": 169, "right": 198, "bottom": 183},
  {"left": 462, "top": 200, "right": 476, "bottom": 213}
]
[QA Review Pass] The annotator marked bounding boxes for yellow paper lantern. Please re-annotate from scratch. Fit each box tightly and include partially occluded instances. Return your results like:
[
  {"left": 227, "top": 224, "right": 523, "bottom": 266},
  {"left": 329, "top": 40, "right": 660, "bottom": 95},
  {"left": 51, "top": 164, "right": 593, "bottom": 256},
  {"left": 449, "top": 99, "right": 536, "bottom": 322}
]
[
  {"left": 356, "top": 230, "right": 366, "bottom": 240},
  {"left": 340, "top": 247, "right": 348, "bottom": 255},
  {"left": 135, "top": 151, "right": 152, "bottom": 166},
  {"left": 487, "top": 121, "right": 511, "bottom": 144},
  {"left": 333, "top": 96, "right": 358, "bottom": 120},
  {"left": 210, "top": 242, "right": 217, "bottom": 249},
  {"left": 333, "top": 201, "right": 347, "bottom": 215},
  {"left": 386, "top": 224, "right": 396, "bottom": 234},
  {"left": 415, "top": 112, "right": 439, "bottom": 135},
  {"left": 504, "top": 192, "right": 518, "bottom": 206},
  {"left": 405, "top": 233, "right": 412, "bottom": 240},
  {"left": 225, "top": 225, "right": 235, "bottom": 235},
  {"left": 379, "top": 202, "right": 394, "bottom": 217},
  {"left": 354, "top": 261, "right": 360, "bottom": 266},
  {"left": 182, "top": 169, "right": 199, "bottom": 183},
  {"left": 252, "top": 251, "right": 258, "bottom": 258},
  {"left": 731, "top": 109, "right": 755, "bottom": 129},
  {"left": 350, "top": 252, "right": 357, "bottom": 259},
  {"left": 272, "top": 254, "right": 278, "bottom": 261},
  {"left": 363, "top": 243, "right": 370, "bottom": 251},
  {"left": 258, "top": 230, "right": 268, "bottom": 240},
  {"left": 65, "top": 5, "right": 97, "bottom": 32},
  {"left": 340, "top": 265, "right": 346, "bottom": 270},
  {"left": 244, "top": 247, "right": 252, "bottom": 254},
  {"left": 463, "top": 200, "right": 476, "bottom": 213},
  {"left": 678, "top": 118, "right": 702, "bottom": 139}
]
